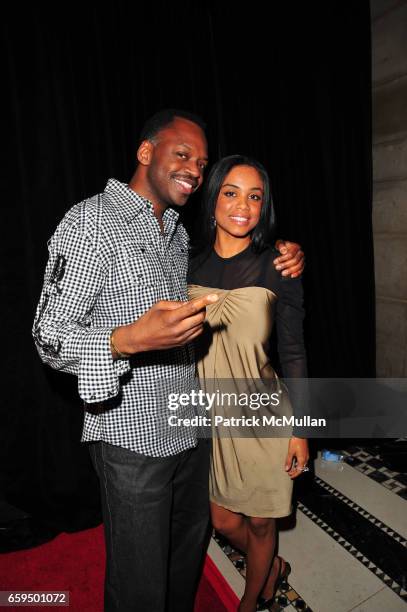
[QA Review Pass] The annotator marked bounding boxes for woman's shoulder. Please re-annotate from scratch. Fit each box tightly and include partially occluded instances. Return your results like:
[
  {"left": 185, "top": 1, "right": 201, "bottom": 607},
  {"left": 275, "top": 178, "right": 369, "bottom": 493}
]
[
  {"left": 259, "top": 245, "right": 304, "bottom": 298},
  {"left": 189, "top": 246, "right": 213, "bottom": 268},
  {"left": 256, "top": 244, "right": 278, "bottom": 258},
  {"left": 187, "top": 247, "right": 213, "bottom": 283},
  {"left": 256, "top": 244, "right": 280, "bottom": 274}
]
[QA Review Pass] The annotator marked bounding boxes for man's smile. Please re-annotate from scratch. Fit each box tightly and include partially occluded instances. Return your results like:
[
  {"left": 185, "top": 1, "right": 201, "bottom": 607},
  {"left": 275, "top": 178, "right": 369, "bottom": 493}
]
[{"left": 172, "top": 175, "right": 198, "bottom": 194}]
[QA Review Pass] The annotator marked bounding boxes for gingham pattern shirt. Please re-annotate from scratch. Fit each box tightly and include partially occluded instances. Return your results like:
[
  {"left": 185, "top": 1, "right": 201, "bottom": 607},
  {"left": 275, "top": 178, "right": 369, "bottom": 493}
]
[{"left": 33, "top": 179, "right": 200, "bottom": 457}]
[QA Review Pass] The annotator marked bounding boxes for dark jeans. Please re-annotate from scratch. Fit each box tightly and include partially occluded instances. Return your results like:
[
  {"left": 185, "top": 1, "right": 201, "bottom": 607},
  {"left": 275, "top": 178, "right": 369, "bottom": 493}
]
[{"left": 89, "top": 439, "right": 211, "bottom": 612}]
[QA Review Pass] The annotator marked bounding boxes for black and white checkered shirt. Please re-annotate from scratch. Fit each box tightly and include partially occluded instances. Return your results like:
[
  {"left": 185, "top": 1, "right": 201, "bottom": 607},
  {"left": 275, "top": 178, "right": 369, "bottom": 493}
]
[{"left": 33, "top": 179, "right": 200, "bottom": 457}]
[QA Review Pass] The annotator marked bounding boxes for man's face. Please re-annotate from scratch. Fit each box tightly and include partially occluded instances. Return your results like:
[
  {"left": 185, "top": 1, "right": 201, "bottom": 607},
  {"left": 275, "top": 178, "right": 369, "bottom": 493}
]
[{"left": 144, "top": 117, "right": 208, "bottom": 208}]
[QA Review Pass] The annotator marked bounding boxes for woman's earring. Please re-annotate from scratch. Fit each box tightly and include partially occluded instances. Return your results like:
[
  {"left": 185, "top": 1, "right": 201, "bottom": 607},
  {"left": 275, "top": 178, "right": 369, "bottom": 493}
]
[{"left": 212, "top": 216, "right": 217, "bottom": 227}]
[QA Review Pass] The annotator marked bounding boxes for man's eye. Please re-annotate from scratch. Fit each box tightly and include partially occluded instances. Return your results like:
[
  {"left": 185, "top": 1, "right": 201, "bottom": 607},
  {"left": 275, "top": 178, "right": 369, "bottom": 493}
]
[{"left": 177, "top": 152, "right": 188, "bottom": 159}]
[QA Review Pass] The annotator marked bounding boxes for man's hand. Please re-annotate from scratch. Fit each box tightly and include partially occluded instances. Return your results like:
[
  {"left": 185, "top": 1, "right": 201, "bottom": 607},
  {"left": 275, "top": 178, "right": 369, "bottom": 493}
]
[
  {"left": 274, "top": 240, "right": 305, "bottom": 278},
  {"left": 285, "top": 437, "right": 309, "bottom": 479},
  {"left": 111, "top": 294, "right": 219, "bottom": 356}
]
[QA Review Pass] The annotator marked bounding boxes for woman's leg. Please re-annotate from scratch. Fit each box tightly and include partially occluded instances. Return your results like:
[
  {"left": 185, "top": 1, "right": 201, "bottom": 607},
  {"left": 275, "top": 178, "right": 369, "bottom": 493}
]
[
  {"left": 211, "top": 502, "right": 277, "bottom": 612},
  {"left": 210, "top": 501, "right": 248, "bottom": 551},
  {"left": 240, "top": 516, "right": 276, "bottom": 611}
]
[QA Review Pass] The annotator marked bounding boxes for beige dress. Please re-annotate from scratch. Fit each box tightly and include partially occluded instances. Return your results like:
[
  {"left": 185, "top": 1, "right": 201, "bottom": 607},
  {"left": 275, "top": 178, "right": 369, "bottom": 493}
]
[{"left": 188, "top": 284, "right": 294, "bottom": 518}]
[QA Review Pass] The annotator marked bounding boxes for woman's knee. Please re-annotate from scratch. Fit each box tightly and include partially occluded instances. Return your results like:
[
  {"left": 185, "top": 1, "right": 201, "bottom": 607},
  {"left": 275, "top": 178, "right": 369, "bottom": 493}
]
[
  {"left": 211, "top": 509, "right": 243, "bottom": 535},
  {"left": 247, "top": 516, "right": 274, "bottom": 537}
]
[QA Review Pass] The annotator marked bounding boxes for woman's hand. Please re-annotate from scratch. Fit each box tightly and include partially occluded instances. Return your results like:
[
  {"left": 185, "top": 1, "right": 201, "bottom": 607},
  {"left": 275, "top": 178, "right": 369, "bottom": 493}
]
[{"left": 285, "top": 437, "right": 309, "bottom": 479}]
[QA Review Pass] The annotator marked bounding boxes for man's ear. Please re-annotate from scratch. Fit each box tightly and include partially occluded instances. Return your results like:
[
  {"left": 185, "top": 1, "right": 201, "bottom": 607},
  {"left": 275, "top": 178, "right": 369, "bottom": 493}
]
[{"left": 137, "top": 140, "right": 154, "bottom": 166}]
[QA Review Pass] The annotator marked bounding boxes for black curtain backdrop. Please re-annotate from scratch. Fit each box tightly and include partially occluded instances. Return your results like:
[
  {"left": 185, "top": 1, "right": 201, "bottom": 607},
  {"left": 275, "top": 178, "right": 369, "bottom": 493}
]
[{"left": 1, "top": 2, "right": 374, "bottom": 545}]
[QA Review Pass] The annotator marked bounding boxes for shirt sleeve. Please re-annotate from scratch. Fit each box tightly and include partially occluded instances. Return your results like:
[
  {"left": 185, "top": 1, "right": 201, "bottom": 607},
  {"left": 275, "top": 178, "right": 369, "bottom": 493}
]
[
  {"left": 32, "top": 220, "right": 131, "bottom": 403},
  {"left": 275, "top": 276, "right": 308, "bottom": 434}
]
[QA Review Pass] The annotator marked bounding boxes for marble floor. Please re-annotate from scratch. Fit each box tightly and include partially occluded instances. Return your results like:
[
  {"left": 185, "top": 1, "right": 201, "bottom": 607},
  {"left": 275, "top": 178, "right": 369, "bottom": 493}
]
[{"left": 208, "top": 445, "right": 407, "bottom": 612}]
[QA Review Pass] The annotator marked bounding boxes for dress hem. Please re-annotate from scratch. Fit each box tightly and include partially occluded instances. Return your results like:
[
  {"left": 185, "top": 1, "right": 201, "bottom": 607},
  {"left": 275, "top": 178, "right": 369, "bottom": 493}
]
[{"left": 210, "top": 497, "right": 292, "bottom": 519}]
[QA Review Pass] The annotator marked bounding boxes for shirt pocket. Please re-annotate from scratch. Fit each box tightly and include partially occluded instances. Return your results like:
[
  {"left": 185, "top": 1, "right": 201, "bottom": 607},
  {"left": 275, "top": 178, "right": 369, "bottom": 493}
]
[
  {"left": 103, "top": 242, "right": 163, "bottom": 296},
  {"left": 123, "top": 242, "right": 164, "bottom": 288}
]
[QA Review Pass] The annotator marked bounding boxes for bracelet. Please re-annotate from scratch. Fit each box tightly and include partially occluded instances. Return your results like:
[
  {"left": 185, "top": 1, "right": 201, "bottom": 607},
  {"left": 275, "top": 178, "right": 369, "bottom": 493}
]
[{"left": 110, "top": 329, "right": 131, "bottom": 359}]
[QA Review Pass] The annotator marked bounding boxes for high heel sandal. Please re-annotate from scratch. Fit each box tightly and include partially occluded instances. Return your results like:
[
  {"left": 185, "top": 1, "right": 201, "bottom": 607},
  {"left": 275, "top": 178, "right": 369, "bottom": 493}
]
[{"left": 256, "top": 556, "right": 291, "bottom": 610}]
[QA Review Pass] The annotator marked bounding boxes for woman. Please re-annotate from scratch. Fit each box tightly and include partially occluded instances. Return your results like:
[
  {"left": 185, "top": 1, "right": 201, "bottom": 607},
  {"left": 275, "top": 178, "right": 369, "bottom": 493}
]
[{"left": 188, "top": 155, "right": 309, "bottom": 612}]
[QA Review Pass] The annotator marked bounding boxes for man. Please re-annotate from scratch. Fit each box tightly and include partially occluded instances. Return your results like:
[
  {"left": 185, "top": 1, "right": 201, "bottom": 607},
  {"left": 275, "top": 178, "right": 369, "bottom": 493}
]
[{"left": 33, "top": 109, "right": 304, "bottom": 611}]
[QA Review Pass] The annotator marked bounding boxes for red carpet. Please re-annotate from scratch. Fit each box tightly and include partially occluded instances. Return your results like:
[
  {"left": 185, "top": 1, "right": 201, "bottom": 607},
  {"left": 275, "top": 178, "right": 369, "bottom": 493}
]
[{"left": 0, "top": 526, "right": 234, "bottom": 611}]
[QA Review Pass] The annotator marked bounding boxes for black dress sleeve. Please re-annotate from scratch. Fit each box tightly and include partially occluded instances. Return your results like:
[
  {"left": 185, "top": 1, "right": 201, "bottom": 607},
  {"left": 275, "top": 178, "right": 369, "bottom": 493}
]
[
  {"left": 275, "top": 277, "right": 307, "bottom": 378},
  {"left": 275, "top": 276, "right": 308, "bottom": 433}
]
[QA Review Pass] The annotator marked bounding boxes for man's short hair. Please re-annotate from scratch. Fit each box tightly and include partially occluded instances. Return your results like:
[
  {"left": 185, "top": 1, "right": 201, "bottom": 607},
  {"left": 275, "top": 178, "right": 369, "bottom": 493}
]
[{"left": 139, "top": 109, "right": 207, "bottom": 144}]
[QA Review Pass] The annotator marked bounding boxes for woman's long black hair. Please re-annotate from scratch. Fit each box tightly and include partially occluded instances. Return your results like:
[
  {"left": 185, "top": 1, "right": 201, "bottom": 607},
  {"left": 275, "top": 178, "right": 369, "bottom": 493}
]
[{"left": 191, "top": 155, "right": 275, "bottom": 257}]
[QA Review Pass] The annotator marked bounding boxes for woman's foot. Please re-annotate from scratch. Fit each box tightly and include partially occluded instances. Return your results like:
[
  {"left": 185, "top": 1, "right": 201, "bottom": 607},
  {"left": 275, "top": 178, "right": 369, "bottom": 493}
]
[{"left": 257, "top": 555, "right": 290, "bottom": 609}]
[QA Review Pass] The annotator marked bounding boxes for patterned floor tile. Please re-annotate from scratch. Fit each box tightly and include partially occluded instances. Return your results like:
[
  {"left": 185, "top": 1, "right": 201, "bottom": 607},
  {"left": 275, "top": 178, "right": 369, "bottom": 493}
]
[
  {"left": 342, "top": 445, "right": 407, "bottom": 500},
  {"left": 214, "top": 533, "right": 314, "bottom": 611}
]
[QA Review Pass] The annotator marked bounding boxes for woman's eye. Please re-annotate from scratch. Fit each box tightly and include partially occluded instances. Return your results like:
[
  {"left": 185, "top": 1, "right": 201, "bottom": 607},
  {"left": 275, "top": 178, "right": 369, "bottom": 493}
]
[
  {"left": 224, "top": 191, "right": 236, "bottom": 197},
  {"left": 250, "top": 194, "right": 262, "bottom": 201}
]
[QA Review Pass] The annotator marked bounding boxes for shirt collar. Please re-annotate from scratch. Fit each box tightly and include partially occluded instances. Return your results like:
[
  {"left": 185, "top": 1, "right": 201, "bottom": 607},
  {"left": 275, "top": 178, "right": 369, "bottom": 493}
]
[{"left": 104, "top": 179, "right": 180, "bottom": 230}]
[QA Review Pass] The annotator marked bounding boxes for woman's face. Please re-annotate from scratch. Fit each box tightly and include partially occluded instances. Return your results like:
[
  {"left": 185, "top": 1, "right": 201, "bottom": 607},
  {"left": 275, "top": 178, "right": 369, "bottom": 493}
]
[{"left": 214, "top": 165, "right": 264, "bottom": 240}]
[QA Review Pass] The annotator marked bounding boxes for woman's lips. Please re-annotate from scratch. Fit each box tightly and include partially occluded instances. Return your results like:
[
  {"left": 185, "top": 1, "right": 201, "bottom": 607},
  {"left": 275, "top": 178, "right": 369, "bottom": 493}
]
[{"left": 229, "top": 215, "right": 250, "bottom": 225}]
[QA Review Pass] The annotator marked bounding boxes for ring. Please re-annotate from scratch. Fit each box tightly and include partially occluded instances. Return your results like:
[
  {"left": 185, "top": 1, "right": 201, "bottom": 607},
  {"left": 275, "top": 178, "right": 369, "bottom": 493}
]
[{"left": 296, "top": 466, "right": 310, "bottom": 472}]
